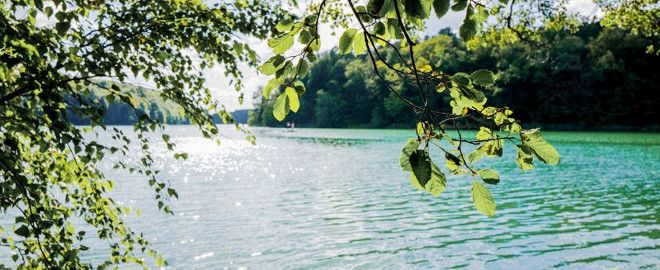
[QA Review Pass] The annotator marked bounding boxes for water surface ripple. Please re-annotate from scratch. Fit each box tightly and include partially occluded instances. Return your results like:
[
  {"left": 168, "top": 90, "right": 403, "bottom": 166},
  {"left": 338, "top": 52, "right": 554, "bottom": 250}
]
[{"left": 11, "top": 127, "right": 660, "bottom": 269}]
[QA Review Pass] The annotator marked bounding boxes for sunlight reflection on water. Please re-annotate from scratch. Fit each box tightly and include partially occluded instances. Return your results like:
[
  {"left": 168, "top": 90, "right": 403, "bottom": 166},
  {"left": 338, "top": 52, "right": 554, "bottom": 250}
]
[
  {"left": 4, "top": 126, "right": 659, "bottom": 269},
  {"left": 111, "top": 126, "right": 659, "bottom": 269}
]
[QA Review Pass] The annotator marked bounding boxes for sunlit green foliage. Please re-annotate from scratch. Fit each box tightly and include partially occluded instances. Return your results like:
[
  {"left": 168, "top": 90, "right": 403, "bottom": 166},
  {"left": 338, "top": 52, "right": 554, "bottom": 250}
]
[
  {"left": 0, "top": 0, "right": 281, "bottom": 268},
  {"left": 598, "top": 0, "right": 659, "bottom": 54},
  {"left": 254, "top": 0, "right": 658, "bottom": 216},
  {"left": 253, "top": 5, "right": 658, "bottom": 215},
  {"left": 256, "top": 0, "right": 569, "bottom": 218}
]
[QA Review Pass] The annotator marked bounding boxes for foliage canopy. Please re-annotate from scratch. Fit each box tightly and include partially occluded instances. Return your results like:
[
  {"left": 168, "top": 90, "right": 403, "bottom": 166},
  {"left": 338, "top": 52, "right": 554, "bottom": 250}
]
[
  {"left": 257, "top": 0, "right": 655, "bottom": 219},
  {"left": 1, "top": 0, "right": 281, "bottom": 268}
]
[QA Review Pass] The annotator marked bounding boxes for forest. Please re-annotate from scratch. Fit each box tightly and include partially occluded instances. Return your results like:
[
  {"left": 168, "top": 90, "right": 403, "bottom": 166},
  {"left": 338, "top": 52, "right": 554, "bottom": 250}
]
[
  {"left": 67, "top": 81, "right": 249, "bottom": 125},
  {"left": 249, "top": 23, "right": 660, "bottom": 130}
]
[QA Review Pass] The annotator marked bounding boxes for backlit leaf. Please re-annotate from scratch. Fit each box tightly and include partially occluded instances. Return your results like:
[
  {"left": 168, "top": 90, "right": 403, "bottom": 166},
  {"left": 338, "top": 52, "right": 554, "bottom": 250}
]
[
  {"left": 409, "top": 149, "right": 432, "bottom": 186},
  {"left": 451, "top": 0, "right": 468, "bottom": 11},
  {"left": 272, "top": 93, "right": 289, "bottom": 121},
  {"left": 263, "top": 77, "right": 282, "bottom": 98},
  {"left": 400, "top": 138, "right": 419, "bottom": 171},
  {"left": 451, "top": 72, "right": 471, "bottom": 86},
  {"left": 404, "top": 0, "right": 430, "bottom": 19},
  {"left": 515, "top": 144, "right": 535, "bottom": 171},
  {"left": 521, "top": 129, "right": 560, "bottom": 165},
  {"left": 285, "top": 87, "right": 300, "bottom": 112},
  {"left": 475, "top": 126, "right": 491, "bottom": 140},
  {"left": 275, "top": 18, "right": 294, "bottom": 32},
  {"left": 477, "top": 169, "right": 500, "bottom": 185},
  {"left": 470, "top": 69, "right": 496, "bottom": 87},
  {"left": 268, "top": 34, "right": 294, "bottom": 54},
  {"left": 459, "top": 18, "right": 477, "bottom": 41},
  {"left": 338, "top": 28, "right": 357, "bottom": 54},
  {"left": 425, "top": 161, "right": 447, "bottom": 196},
  {"left": 353, "top": 32, "right": 367, "bottom": 55},
  {"left": 433, "top": 0, "right": 450, "bottom": 18},
  {"left": 367, "top": 0, "right": 386, "bottom": 16},
  {"left": 410, "top": 161, "right": 446, "bottom": 196},
  {"left": 258, "top": 55, "right": 285, "bottom": 75},
  {"left": 471, "top": 180, "right": 496, "bottom": 217}
]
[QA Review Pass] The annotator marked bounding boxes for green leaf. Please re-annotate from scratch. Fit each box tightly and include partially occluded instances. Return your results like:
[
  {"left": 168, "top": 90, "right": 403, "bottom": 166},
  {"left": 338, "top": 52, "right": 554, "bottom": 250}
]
[
  {"left": 445, "top": 158, "right": 464, "bottom": 175},
  {"left": 426, "top": 162, "right": 447, "bottom": 196},
  {"left": 409, "top": 172, "right": 425, "bottom": 190},
  {"left": 433, "top": 0, "right": 450, "bottom": 18},
  {"left": 487, "top": 138, "right": 503, "bottom": 156},
  {"left": 263, "top": 77, "right": 282, "bottom": 98},
  {"left": 299, "top": 30, "right": 312, "bottom": 44},
  {"left": 410, "top": 161, "right": 446, "bottom": 196},
  {"left": 470, "top": 69, "right": 496, "bottom": 87},
  {"left": 451, "top": 72, "right": 471, "bottom": 86},
  {"left": 416, "top": 121, "right": 425, "bottom": 135},
  {"left": 272, "top": 93, "right": 289, "bottom": 121},
  {"left": 293, "top": 80, "right": 306, "bottom": 94},
  {"left": 387, "top": 18, "right": 404, "bottom": 39},
  {"left": 307, "top": 52, "right": 317, "bottom": 62},
  {"left": 515, "top": 144, "right": 535, "bottom": 171},
  {"left": 367, "top": 0, "right": 386, "bottom": 16},
  {"left": 356, "top": 6, "right": 372, "bottom": 21},
  {"left": 471, "top": 180, "right": 496, "bottom": 217},
  {"left": 477, "top": 169, "right": 500, "bottom": 185},
  {"left": 409, "top": 149, "right": 432, "bottom": 186},
  {"left": 258, "top": 55, "right": 285, "bottom": 75},
  {"left": 451, "top": 0, "right": 468, "bottom": 11},
  {"left": 521, "top": 129, "right": 560, "bottom": 165},
  {"left": 462, "top": 87, "right": 486, "bottom": 103},
  {"left": 404, "top": 0, "right": 429, "bottom": 19},
  {"left": 400, "top": 138, "right": 419, "bottom": 171},
  {"left": 475, "top": 126, "right": 491, "bottom": 140},
  {"left": 468, "top": 147, "right": 486, "bottom": 163},
  {"left": 155, "top": 257, "right": 166, "bottom": 267},
  {"left": 459, "top": 18, "right": 477, "bottom": 41},
  {"left": 338, "top": 28, "right": 357, "bottom": 54},
  {"left": 309, "top": 37, "right": 321, "bottom": 51},
  {"left": 374, "top": 22, "right": 386, "bottom": 35},
  {"left": 55, "top": 21, "right": 71, "bottom": 36},
  {"left": 444, "top": 152, "right": 460, "bottom": 165},
  {"left": 285, "top": 87, "right": 300, "bottom": 113},
  {"left": 296, "top": 59, "right": 309, "bottom": 77},
  {"left": 14, "top": 225, "right": 29, "bottom": 237},
  {"left": 275, "top": 18, "right": 294, "bottom": 33},
  {"left": 268, "top": 34, "right": 294, "bottom": 54},
  {"left": 275, "top": 60, "right": 292, "bottom": 79},
  {"left": 468, "top": 138, "right": 503, "bottom": 163},
  {"left": 353, "top": 32, "right": 367, "bottom": 55}
]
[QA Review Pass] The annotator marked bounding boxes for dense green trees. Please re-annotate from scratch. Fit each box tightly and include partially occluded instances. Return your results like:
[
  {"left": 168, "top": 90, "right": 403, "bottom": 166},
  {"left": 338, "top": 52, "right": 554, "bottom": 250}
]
[
  {"left": 66, "top": 82, "right": 188, "bottom": 125},
  {"left": 250, "top": 24, "right": 660, "bottom": 130}
]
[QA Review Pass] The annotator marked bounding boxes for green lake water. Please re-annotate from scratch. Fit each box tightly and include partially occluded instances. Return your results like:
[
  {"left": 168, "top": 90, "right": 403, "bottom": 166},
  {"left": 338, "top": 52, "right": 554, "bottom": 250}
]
[{"left": 3, "top": 127, "right": 660, "bottom": 269}]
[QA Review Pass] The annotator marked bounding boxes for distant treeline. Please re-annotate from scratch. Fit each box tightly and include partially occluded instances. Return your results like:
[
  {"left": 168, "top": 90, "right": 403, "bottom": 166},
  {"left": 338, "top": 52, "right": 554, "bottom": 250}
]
[
  {"left": 69, "top": 81, "right": 249, "bottom": 125},
  {"left": 249, "top": 23, "right": 660, "bottom": 131}
]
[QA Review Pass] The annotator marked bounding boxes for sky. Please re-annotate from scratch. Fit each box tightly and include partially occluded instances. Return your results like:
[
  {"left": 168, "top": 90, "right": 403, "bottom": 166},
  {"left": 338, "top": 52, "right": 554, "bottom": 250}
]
[{"left": 176, "top": 0, "right": 601, "bottom": 112}]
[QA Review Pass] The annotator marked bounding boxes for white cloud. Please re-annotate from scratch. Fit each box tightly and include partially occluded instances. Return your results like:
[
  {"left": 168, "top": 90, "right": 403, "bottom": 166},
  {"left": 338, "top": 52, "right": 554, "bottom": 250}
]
[{"left": 567, "top": 0, "right": 602, "bottom": 17}]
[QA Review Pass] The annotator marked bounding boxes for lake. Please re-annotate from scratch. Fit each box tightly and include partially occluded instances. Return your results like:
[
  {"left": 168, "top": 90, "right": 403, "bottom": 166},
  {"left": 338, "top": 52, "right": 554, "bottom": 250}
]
[{"left": 4, "top": 127, "right": 660, "bottom": 269}]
